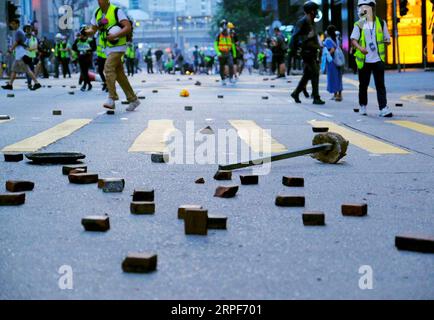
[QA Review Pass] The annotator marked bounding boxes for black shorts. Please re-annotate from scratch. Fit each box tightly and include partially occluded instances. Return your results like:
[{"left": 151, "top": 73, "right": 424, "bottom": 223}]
[{"left": 272, "top": 55, "right": 285, "bottom": 65}]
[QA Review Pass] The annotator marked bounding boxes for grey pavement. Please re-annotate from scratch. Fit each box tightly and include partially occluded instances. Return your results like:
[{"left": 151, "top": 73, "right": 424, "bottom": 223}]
[{"left": 0, "top": 70, "right": 433, "bottom": 299}]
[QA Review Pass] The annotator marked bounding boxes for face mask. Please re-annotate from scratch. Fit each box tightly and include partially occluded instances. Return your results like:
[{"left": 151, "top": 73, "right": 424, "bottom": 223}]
[{"left": 358, "top": 5, "right": 374, "bottom": 21}]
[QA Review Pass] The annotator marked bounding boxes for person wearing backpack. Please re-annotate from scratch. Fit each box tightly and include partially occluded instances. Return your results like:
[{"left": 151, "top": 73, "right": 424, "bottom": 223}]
[
  {"left": 350, "top": 0, "right": 392, "bottom": 117},
  {"left": 324, "top": 25, "right": 343, "bottom": 101},
  {"left": 84, "top": 0, "right": 140, "bottom": 112}
]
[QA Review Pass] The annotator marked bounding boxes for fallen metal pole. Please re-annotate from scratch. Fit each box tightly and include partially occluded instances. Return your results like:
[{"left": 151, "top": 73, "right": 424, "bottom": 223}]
[{"left": 219, "top": 143, "right": 333, "bottom": 171}]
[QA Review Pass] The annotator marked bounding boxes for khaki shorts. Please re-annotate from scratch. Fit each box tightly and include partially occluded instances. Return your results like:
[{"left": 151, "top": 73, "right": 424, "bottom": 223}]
[{"left": 12, "top": 59, "right": 31, "bottom": 73}]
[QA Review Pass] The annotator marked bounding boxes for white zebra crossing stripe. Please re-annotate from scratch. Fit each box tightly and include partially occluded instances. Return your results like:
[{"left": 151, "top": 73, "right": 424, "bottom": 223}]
[
  {"left": 229, "top": 120, "right": 287, "bottom": 153},
  {"left": 1, "top": 119, "right": 92, "bottom": 153},
  {"left": 129, "top": 120, "right": 177, "bottom": 153}
]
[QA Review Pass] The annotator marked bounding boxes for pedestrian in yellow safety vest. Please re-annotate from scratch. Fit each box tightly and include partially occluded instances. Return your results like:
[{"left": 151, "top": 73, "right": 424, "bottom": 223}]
[
  {"left": 24, "top": 24, "right": 38, "bottom": 89},
  {"left": 351, "top": 0, "right": 392, "bottom": 117},
  {"left": 125, "top": 42, "right": 135, "bottom": 76},
  {"left": 96, "top": 35, "right": 108, "bottom": 91},
  {"left": 214, "top": 19, "right": 236, "bottom": 85},
  {"left": 84, "top": 0, "right": 140, "bottom": 112}
]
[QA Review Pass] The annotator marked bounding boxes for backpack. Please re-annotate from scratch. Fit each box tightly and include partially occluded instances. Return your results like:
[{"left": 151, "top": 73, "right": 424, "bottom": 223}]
[
  {"left": 95, "top": 7, "right": 133, "bottom": 42},
  {"left": 332, "top": 39, "right": 345, "bottom": 67}
]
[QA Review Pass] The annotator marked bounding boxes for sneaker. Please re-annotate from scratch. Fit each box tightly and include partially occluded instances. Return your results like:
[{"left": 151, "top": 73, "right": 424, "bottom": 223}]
[
  {"left": 313, "top": 98, "right": 325, "bottom": 105},
  {"left": 87, "top": 83, "right": 92, "bottom": 91},
  {"left": 303, "top": 89, "right": 310, "bottom": 98},
  {"left": 222, "top": 79, "right": 227, "bottom": 86},
  {"left": 102, "top": 83, "right": 107, "bottom": 91},
  {"left": 2, "top": 84, "right": 13, "bottom": 90},
  {"left": 360, "top": 105, "right": 367, "bottom": 116},
  {"left": 379, "top": 106, "right": 393, "bottom": 118},
  {"left": 31, "top": 83, "right": 42, "bottom": 91},
  {"left": 290, "top": 92, "right": 301, "bottom": 104},
  {"left": 80, "top": 85, "right": 86, "bottom": 92},
  {"left": 103, "top": 98, "right": 116, "bottom": 110},
  {"left": 126, "top": 99, "right": 141, "bottom": 112}
]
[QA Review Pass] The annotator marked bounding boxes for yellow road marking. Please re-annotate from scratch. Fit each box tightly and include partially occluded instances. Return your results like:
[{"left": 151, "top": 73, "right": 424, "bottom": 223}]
[
  {"left": 386, "top": 120, "right": 434, "bottom": 136},
  {"left": 2, "top": 119, "right": 92, "bottom": 153},
  {"left": 229, "top": 120, "right": 287, "bottom": 153},
  {"left": 129, "top": 120, "right": 177, "bottom": 153},
  {"left": 343, "top": 76, "right": 375, "bottom": 93},
  {"left": 309, "top": 120, "right": 409, "bottom": 154}
]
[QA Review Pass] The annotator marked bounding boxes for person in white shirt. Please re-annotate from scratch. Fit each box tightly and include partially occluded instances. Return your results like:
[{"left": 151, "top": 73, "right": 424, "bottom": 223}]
[
  {"left": 350, "top": 0, "right": 392, "bottom": 117},
  {"left": 85, "top": 0, "right": 140, "bottom": 112}
]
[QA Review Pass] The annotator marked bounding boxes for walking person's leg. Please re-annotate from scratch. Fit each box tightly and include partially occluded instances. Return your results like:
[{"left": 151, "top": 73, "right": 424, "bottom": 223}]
[
  {"left": 372, "top": 61, "right": 392, "bottom": 117},
  {"left": 291, "top": 59, "right": 312, "bottom": 103},
  {"left": 358, "top": 63, "right": 372, "bottom": 114},
  {"left": 219, "top": 56, "right": 226, "bottom": 81}
]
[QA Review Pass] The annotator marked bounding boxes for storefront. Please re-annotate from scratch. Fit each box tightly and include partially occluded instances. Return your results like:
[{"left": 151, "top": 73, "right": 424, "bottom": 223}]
[{"left": 386, "top": 0, "right": 434, "bottom": 67}]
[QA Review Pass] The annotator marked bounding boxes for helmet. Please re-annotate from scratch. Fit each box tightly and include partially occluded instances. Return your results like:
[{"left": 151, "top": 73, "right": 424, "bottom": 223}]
[
  {"left": 23, "top": 24, "right": 32, "bottom": 32},
  {"left": 220, "top": 19, "right": 227, "bottom": 28},
  {"left": 55, "top": 33, "right": 63, "bottom": 40},
  {"left": 227, "top": 22, "right": 235, "bottom": 29},
  {"left": 358, "top": 0, "right": 376, "bottom": 6},
  {"left": 303, "top": 1, "right": 319, "bottom": 13}
]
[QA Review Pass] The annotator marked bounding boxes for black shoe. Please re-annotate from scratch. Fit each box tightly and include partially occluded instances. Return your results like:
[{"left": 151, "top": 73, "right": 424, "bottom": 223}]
[
  {"left": 31, "top": 83, "right": 42, "bottom": 91},
  {"left": 2, "top": 84, "right": 13, "bottom": 90},
  {"left": 87, "top": 83, "right": 92, "bottom": 91},
  {"left": 290, "top": 92, "right": 301, "bottom": 104},
  {"left": 80, "top": 85, "right": 86, "bottom": 92},
  {"left": 313, "top": 98, "right": 325, "bottom": 105},
  {"left": 102, "top": 83, "right": 107, "bottom": 91},
  {"left": 302, "top": 89, "right": 309, "bottom": 98}
]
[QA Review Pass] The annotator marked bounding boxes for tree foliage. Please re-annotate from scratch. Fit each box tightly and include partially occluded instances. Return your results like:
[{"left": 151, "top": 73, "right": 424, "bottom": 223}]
[{"left": 211, "top": 0, "right": 272, "bottom": 41}]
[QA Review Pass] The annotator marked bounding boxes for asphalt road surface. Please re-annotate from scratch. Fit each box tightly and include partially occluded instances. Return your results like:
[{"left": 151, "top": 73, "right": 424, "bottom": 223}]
[{"left": 0, "top": 70, "right": 433, "bottom": 299}]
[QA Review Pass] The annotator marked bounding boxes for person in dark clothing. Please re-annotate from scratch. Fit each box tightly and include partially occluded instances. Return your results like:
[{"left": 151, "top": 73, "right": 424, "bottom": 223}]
[
  {"left": 145, "top": 49, "right": 153, "bottom": 74},
  {"left": 270, "top": 27, "right": 286, "bottom": 78},
  {"left": 155, "top": 49, "right": 164, "bottom": 74},
  {"left": 73, "top": 29, "right": 96, "bottom": 91},
  {"left": 290, "top": 1, "right": 325, "bottom": 105}
]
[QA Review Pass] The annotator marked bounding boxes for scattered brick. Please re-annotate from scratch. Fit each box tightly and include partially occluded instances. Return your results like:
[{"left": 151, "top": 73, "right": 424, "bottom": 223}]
[
  {"left": 130, "top": 202, "right": 155, "bottom": 215},
  {"left": 282, "top": 176, "right": 304, "bottom": 187},
  {"left": 240, "top": 175, "right": 259, "bottom": 185},
  {"left": 214, "top": 185, "right": 239, "bottom": 198},
  {"left": 0, "top": 115, "right": 10, "bottom": 120},
  {"left": 270, "top": 85, "right": 275, "bottom": 88},
  {"left": 395, "top": 103, "right": 403, "bottom": 107},
  {"left": 70, "top": 168, "right": 86, "bottom": 175},
  {"left": 0, "top": 193, "right": 25, "bottom": 206},
  {"left": 218, "top": 95, "right": 224, "bottom": 99},
  {"left": 121, "top": 101, "right": 129, "bottom": 105},
  {"left": 185, "top": 106, "right": 193, "bottom": 111},
  {"left": 81, "top": 215, "right": 110, "bottom": 232},
  {"left": 195, "top": 177, "right": 205, "bottom": 184},
  {"left": 7, "top": 94, "right": 14, "bottom": 98},
  {"left": 200, "top": 126, "right": 214, "bottom": 135},
  {"left": 302, "top": 211, "right": 325, "bottom": 226},
  {"left": 195, "top": 81, "right": 202, "bottom": 86},
  {"left": 132, "top": 189, "right": 154, "bottom": 202},
  {"left": 138, "top": 96, "right": 146, "bottom": 100},
  {"left": 4, "top": 153, "right": 23, "bottom": 162},
  {"left": 122, "top": 252, "right": 157, "bottom": 273},
  {"left": 152, "top": 90, "right": 158, "bottom": 93},
  {"left": 68, "top": 91, "right": 74, "bottom": 95},
  {"left": 107, "top": 110, "right": 115, "bottom": 115},
  {"left": 6, "top": 181, "right": 34, "bottom": 192},
  {"left": 47, "top": 85, "right": 52, "bottom": 88},
  {"left": 98, "top": 178, "right": 125, "bottom": 193},
  {"left": 52, "top": 110, "right": 62, "bottom": 116},
  {"left": 184, "top": 208, "right": 208, "bottom": 235},
  {"left": 214, "top": 170, "right": 232, "bottom": 180},
  {"left": 342, "top": 203, "right": 368, "bottom": 217},
  {"left": 68, "top": 173, "right": 99, "bottom": 184},
  {"left": 62, "top": 165, "right": 87, "bottom": 175},
  {"left": 178, "top": 205, "right": 203, "bottom": 219},
  {"left": 262, "top": 96, "right": 269, "bottom": 100},
  {"left": 275, "top": 195, "right": 305, "bottom": 207},
  {"left": 395, "top": 234, "right": 434, "bottom": 253},
  {"left": 207, "top": 215, "right": 227, "bottom": 230},
  {"left": 312, "top": 127, "right": 329, "bottom": 133},
  {"left": 151, "top": 153, "right": 169, "bottom": 163}
]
